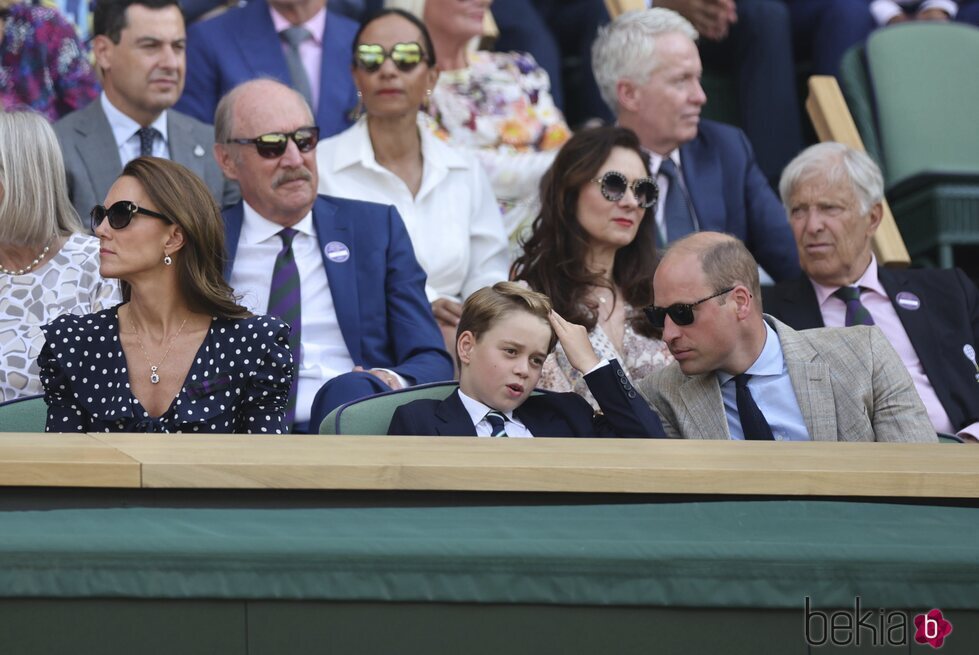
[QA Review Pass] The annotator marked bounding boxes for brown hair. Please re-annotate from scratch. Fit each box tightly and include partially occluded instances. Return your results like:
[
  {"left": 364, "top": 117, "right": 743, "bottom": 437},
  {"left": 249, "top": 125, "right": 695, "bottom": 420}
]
[
  {"left": 456, "top": 282, "right": 557, "bottom": 356},
  {"left": 119, "top": 157, "right": 250, "bottom": 319},
  {"left": 511, "top": 126, "right": 659, "bottom": 337},
  {"left": 668, "top": 232, "right": 762, "bottom": 305}
]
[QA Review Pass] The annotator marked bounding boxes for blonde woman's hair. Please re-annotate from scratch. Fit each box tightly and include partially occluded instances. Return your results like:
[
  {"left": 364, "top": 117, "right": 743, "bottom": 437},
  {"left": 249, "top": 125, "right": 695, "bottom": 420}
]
[
  {"left": 383, "top": 0, "right": 426, "bottom": 18},
  {"left": 0, "top": 111, "right": 84, "bottom": 247}
]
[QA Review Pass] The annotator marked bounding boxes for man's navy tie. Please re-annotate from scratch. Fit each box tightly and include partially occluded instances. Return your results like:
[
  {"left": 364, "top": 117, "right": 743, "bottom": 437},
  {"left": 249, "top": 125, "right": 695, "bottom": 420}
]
[
  {"left": 484, "top": 410, "right": 508, "bottom": 437},
  {"left": 137, "top": 126, "right": 159, "bottom": 157},
  {"left": 659, "top": 158, "right": 696, "bottom": 242},
  {"left": 734, "top": 373, "right": 774, "bottom": 440}
]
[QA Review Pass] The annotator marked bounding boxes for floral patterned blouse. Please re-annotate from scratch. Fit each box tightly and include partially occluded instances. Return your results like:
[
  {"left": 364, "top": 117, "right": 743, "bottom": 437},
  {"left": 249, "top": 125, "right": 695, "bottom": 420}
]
[
  {"left": 0, "top": 233, "right": 121, "bottom": 402},
  {"left": 539, "top": 303, "right": 675, "bottom": 411},
  {"left": 426, "top": 50, "right": 571, "bottom": 246},
  {"left": 0, "top": 4, "right": 99, "bottom": 121}
]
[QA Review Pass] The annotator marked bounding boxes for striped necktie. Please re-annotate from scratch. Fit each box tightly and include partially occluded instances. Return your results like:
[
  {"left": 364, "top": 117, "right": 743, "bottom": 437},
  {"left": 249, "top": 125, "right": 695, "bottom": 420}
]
[
  {"left": 833, "top": 286, "right": 875, "bottom": 327},
  {"left": 267, "top": 228, "right": 301, "bottom": 429},
  {"left": 484, "top": 410, "right": 508, "bottom": 437}
]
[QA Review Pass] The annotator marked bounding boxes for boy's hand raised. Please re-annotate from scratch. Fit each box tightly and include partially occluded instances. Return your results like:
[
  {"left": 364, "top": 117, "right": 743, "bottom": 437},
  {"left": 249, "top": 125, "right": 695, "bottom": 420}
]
[{"left": 549, "top": 310, "right": 601, "bottom": 373}]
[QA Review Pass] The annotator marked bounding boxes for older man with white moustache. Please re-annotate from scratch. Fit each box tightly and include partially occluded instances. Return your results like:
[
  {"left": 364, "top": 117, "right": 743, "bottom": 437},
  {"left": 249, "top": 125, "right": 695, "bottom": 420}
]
[
  {"left": 591, "top": 8, "right": 800, "bottom": 282},
  {"left": 763, "top": 142, "right": 979, "bottom": 441},
  {"left": 214, "top": 79, "right": 452, "bottom": 433}
]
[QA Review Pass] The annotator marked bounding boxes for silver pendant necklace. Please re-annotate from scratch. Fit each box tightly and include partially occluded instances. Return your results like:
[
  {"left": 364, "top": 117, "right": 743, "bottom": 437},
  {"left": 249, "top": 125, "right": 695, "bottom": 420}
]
[{"left": 129, "top": 313, "right": 189, "bottom": 384}]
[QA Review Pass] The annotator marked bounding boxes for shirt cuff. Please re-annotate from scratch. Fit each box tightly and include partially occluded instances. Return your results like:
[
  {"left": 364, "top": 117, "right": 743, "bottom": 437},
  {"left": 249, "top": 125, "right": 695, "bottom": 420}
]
[
  {"left": 584, "top": 358, "right": 610, "bottom": 376},
  {"left": 870, "top": 0, "right": 903, "bottom": 25},
  {"left": 375, "top": 368, "right": 409, "bottom": 390},
  {"left": 921, "top": 0, "right": 957, "bottom": 17},
  {"left": 956, "top": 422, "right": 979, "bottom": 443}
]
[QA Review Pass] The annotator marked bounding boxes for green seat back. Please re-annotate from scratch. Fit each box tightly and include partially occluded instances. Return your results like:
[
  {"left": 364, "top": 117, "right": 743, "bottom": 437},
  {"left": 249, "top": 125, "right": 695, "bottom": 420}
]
[
  {"left": 319, "top": 382, "right": 459, "bottom": 435},
  {"left": 0, "top": 396, "right": 47, "bottom": 433},
  {"left": 837, "top": 44, "right": 883, "bottom": 168},
  {"left": 865, "top": 23, "right": 979, "bottom": 190}
]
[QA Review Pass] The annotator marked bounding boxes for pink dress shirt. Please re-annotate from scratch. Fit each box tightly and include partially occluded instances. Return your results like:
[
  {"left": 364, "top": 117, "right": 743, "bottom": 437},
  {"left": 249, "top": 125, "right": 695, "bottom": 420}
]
[{"left": 270, "top": 6, "right": 326, "bottom": 112}]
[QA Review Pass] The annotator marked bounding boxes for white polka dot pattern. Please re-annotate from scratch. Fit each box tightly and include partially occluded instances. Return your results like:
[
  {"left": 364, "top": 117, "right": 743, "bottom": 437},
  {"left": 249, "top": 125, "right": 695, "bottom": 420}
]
[{"left": 38, "top": 307, "right": 293, "bottom": 434}]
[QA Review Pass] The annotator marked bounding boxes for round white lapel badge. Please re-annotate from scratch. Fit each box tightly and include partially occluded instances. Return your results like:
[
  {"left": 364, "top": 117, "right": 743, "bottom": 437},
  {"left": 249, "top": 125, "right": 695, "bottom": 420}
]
[
  {"left": 324, "top": 241, "right": 350, "bottom": 263},
  {"left": 894, "top": 291, "right": 920, "bottom": 311}
]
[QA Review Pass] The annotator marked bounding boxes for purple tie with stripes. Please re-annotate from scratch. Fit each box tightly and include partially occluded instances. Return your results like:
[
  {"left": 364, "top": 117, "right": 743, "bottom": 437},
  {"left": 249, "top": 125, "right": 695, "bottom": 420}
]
[{"left": 268, "top": 228, "right": 301, "bottom": 429}]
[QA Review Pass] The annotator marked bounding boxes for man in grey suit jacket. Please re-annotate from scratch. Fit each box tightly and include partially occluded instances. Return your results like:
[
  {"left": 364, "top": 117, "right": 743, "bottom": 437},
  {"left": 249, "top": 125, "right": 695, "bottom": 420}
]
[
  {"left": 53, "top": 0, "right": 234, "bottom": 221},
  {"left": 638, "top": 232, "right": 935, "bottom": 442}
]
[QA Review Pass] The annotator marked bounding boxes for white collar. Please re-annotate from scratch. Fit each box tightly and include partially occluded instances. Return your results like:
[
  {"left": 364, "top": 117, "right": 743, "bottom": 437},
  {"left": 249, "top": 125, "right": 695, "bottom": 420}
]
[
  {"left": 240, "top": 201, "right": 315, "bottom": 245},
  {"left": 457, "top": 388, "right": 527, "bottom": 429},
  {"left": 100, "top": 91, "right": 169, "bottom": 149}
]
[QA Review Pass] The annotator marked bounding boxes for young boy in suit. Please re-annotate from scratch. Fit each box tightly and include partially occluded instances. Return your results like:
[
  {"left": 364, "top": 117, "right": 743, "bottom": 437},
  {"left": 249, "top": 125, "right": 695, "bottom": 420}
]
[{"left": 387, "top": 282, "right": 665, "bottom": 437}]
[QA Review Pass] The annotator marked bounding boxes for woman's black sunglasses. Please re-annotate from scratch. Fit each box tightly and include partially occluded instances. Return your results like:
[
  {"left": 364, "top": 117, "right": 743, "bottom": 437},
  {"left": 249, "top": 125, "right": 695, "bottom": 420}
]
[
  {"left": 91, "top": 201, "right": 172, "bottom": 231},
  {"left": 591, "top": 171, "right": 659, "bottom": 209},
  {"left": 354, "top": 42, "right": 427, "bottom": 73},
  {"left": 227, "top": 127, "right": 320, "bottom": 159},
  {"left": 643, "top": 288, "right": 734, "bottom": 328}
]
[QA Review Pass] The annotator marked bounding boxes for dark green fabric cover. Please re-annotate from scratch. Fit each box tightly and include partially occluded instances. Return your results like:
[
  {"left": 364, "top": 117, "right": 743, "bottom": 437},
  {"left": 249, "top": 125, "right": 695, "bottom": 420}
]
[{"left": 0, "top": 501, "right": 976, "bottom": 609}]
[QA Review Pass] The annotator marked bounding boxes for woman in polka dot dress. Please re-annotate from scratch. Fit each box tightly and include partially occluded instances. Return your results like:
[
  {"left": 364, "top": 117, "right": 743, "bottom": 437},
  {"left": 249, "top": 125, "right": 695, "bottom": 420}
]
[{"left": 39, "top": 157, "right": 294, "bottom": 433}]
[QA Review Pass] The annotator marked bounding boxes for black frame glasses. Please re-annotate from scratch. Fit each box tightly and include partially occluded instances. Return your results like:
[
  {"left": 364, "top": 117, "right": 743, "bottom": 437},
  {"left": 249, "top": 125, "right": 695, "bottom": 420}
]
[
  {"left": 227, "top": 127, "right": 320, "bottom": 159},
  {"left": 643, "top": 287, "right": 735, "bottom": 328},
  {"left": 591, "top": 170, "right": 659, "bottom": 209},
  {"left": 91, "top": 200, "right": 172, "bottom": 231},
  {"left": 354, "top": 42, "right": 427, "bottom": 73}
]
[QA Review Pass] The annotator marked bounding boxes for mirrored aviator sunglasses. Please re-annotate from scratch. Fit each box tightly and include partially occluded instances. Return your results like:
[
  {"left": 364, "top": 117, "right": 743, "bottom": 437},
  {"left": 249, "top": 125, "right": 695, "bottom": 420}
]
[
  {"left": 593, "top": 170, "right": 659, "bottom": 209},
  {"left": 228, "top": 127, "right": 320, "bottom": 159},
  {"left": 91, "top": 200, "right": 172, "bottom": 231},
  {"left": 355, "top": 42, "right": 425, "bottom": 73}
]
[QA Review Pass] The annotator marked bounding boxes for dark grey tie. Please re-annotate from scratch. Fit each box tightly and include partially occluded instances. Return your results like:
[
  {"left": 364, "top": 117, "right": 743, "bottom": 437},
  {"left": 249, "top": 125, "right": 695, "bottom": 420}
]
[
  {"left": 137, "top": 126, "right": 159, "bottom": 157},
  {"left": 659, "top": 158, "right": 696, "bottom": 243},
  {"left": 280, "top": 26, "right": 314, "bottom": 107}
]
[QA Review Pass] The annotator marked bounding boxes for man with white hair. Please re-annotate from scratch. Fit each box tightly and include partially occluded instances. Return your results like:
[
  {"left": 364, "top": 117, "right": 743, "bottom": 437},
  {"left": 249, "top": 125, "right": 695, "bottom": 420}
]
[
  {"left": 591, "top": 8, "right": 800, "bottom": 282},
  {"left": 763, "top": 142, "right": 979, "bottom": 441}
]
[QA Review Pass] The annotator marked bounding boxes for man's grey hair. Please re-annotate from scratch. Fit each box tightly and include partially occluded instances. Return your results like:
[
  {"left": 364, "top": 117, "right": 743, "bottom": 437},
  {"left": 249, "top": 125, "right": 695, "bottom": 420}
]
[
  {"left": 592, "top": 8, "right": 698, "bottom": 116},
  {"left": 213, "top": 77, "right": 314, "bottom": 147},
  {"left": 779, "top": 142, "right": 884, "bottom": 215}
]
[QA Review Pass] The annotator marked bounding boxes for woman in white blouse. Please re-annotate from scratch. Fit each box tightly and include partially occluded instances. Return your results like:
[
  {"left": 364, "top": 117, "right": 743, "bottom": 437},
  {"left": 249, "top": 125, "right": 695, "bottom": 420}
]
[
  {"left": 318, "top": 7, "right": 509, "bottom": 355},
  {"left": 0, "top": 111, "right": 120, "bottom": 402}
]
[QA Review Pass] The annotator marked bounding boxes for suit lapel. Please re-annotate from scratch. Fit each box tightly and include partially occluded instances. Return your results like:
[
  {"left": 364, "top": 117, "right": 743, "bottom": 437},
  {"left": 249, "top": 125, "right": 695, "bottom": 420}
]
[
  {"left": 312, "top": 197, "right": 362, "bottom": 362},
  {"left": 772, "top": 317, "right": 838, "bottom": 441},
  {"left": 678, "top": 375, "right": 729, "bottom": 439},
  {"left": 318, "top": 12, "right": 354, "bottom": 133},
  {"left": 769, "top": 276, "right": 825, "bottom": 329},
  {"left": 679, "top": 134, "right": 724, "bottom": 232},
  {"left": 234, "top": 0, "right": 291, "bottom": 83},
  {"left": 435, "top": 391, "right": 479, "bottom": 436},
  {"left": 75, "top": 102, "right": 124, "bottom": 205},
  {"left": 167, "top": 113, "right": 208, "bottom": 181},
  {"left": 222, "top": 203, "right": 245, "bottom": 280},
  {"left": 515, "top": 397, "right": 564, "bottom": 437}
]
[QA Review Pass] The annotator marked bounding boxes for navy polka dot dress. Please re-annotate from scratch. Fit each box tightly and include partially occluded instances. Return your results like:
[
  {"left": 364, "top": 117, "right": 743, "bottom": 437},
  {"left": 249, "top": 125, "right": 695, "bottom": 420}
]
[{"left": 38, "top": 308, "right": 293, "bottom": 434}]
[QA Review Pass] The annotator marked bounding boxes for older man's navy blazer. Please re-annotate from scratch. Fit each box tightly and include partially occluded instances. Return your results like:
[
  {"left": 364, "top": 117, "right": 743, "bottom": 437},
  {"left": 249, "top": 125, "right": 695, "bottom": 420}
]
[
  {"left": 176, "top": 0, "right": 358, "bottom": 137},
  {"left": 388, "top": 359, "right": 666, "bottom": 438},
  {"left": 679, "top": 120, "right": 801, "bottom": 282},
  {"left": 223, "top": 195, "right": 453, "bottom": 387},
  {"left": 763, "top": 267, "right": 979, "bottom": 433}
]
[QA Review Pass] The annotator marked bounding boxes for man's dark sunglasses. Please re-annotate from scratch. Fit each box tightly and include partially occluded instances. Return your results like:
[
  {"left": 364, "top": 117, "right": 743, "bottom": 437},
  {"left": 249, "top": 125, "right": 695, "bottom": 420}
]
[
  {"left": 91, "top": 200, "right": 172, "bottom": 231},
  {"left": 354, "top": 42, "right": 427, "bottom": 73},
  {"left": 643, "top": 287, "right": 734, "bottom": 328},
  {"left": 591, "top": 170, "right": 659, "bottom": 209},
  {"left": 227, "top": 127, "right": 320, "bottom": 159}
]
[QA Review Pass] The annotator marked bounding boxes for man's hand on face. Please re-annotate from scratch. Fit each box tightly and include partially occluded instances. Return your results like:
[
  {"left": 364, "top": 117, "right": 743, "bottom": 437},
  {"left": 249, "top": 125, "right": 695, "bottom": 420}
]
[{"left": 657, "top": 0, "right": 737, "bottom": 41}]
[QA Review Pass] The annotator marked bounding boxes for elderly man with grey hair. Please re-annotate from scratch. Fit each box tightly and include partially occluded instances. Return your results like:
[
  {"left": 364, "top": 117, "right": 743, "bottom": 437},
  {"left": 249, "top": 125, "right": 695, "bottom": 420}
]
[
  {"left": 591, "top": 7, "right": 800, "bottom": 283},
  {"left": 763, "top": 142, "right": 979, "bottom": 442}
]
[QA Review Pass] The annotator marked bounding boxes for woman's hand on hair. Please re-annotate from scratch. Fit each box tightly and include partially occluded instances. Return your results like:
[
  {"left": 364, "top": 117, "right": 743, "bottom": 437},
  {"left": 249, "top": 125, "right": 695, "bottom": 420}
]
[
  {"left": 432, "top": 298, "right": 464, "bottom": 328},
  {"left": 548, "top": 310, "right": 600, "bottom": 373}
]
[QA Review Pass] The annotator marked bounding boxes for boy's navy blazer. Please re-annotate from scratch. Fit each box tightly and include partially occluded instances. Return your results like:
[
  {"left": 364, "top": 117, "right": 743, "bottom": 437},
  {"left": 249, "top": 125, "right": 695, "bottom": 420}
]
[
  {"left": 388, "top": 359, "right": 666, "bottom": 438},
  {"left": 176, "top": 0, "right": 358, "bottom": 138},
  {"left": 223, "top": 195, "right": 453, "bottom": 386},
  {"left": 763, "top": 266, "right": 979, "bottom": 433}
]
